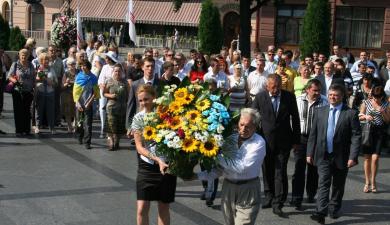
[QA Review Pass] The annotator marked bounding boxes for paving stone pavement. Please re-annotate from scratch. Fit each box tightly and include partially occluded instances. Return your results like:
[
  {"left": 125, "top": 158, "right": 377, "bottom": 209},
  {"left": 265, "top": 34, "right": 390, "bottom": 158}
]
[{"left": 0, "top": 93, "right": 390, "bottom": 225}]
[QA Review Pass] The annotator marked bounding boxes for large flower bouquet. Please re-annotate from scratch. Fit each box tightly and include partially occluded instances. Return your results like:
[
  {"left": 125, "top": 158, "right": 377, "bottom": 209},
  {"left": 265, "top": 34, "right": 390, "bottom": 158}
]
[
  {"left": 51, "top": 15, "right": 77, "bottom": 51},
  {"left": 143, "top": 82, "right": 235, "bottom": 179}
]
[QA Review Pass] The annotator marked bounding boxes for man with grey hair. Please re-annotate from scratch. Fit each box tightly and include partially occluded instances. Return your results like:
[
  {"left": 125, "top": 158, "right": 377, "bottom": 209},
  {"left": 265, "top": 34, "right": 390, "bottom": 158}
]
[{"left": 198, "top": 108, "right": 266, "bottom": 225}]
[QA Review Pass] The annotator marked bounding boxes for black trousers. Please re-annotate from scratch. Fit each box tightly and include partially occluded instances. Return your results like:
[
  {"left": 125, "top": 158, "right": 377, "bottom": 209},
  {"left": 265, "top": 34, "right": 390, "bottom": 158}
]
[
  {"left": 54, "top": 87, "right": 62, "bottom": 125},
  {"left": 316, "top": 153, "right": 348, "bottom": 216},
  {"left": 12, "top": 91, "right": 33, "bottom": 134},
  {"left": 291, "top": 137, "right": 318, "bottom": 203},
  {"left": 0, "top": 73, "right": 5, "bottom": 114},
  {"left": 76, "top": 107, "right": 93, "bottom": 145},
  {"left": 262, "top": 148, "right": 290, "bottom": 209}
]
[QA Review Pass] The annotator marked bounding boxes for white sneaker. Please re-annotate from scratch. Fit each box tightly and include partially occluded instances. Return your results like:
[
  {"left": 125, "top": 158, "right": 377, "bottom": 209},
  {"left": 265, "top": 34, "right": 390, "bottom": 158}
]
[{"left": 34, "top": 127, "right": 40, "bottom": 134}]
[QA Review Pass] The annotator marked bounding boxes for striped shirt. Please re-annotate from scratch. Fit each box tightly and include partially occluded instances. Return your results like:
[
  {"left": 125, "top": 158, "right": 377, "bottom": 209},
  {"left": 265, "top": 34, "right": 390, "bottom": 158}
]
[
  {"left": 351, "top": 72, "right": 363, "bottom": 92},
  {"left": 364, "top": 99, "right": 389, "bottom": 126},
  {"left": 297, "top": 94, "right": 329, "bottom": 135}
]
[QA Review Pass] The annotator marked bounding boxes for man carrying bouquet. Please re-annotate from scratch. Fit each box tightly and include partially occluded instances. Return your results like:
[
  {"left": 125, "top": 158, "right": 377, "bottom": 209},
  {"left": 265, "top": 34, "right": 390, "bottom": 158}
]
[{"left": 198, "top": 108, "right": 266, "bottom": 225}]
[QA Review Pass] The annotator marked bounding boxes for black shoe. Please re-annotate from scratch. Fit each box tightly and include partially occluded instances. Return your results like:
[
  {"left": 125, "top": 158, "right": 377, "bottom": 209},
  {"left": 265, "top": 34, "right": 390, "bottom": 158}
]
[
  {"left": 295, "top": 204, "right": 304, "bottom": 211},
  {"left": 310, "top": 213, "right": 325, "bottom": 224},
  {"left": 206, "top": 199, "right": 213, "bottom": 207},
  {"left": 200, "top": 192, "right": 206, "bottom": 200},
  {"left": 85, "top": 144, "right": 91, "bottom": 149},
  {"left": 329, "top": 212, "right": 340, "bottom": 219},
  {"left": 0, "top": 130, "right": 6, "bottom": 134},
  {"left": 78, "top": 139, "right": 83, "bottom": 145},
  {"left": 273, "top": 208, "right": 287, "bottom": 218},
  {"left": 306, "top": 196, "right": 315, "bottom": 203},
  {"left": 262, "top": 199, "right": 272, "bottom": 209}
]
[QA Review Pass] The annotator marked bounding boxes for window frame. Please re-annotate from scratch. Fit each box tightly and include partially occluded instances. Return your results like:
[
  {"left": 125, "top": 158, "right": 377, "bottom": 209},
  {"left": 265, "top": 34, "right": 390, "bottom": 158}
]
[{"left": 275, "top": 5, "right": 306, "bottom": 45}]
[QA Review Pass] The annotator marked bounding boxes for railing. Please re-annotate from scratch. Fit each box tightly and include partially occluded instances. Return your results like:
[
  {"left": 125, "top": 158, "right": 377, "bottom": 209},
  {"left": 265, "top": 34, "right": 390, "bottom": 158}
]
[
  {"left": 21, "top": 30, "right": 51, "bottom": 40},
  {"left": 136, "top": 35, "right": 200, "bottom": 49}
]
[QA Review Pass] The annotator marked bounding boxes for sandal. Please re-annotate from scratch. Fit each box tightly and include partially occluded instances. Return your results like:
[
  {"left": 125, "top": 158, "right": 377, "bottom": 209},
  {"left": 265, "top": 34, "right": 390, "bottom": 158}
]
[
  {"left": 364, "top": 184, "right": 370, "bottom": 193},
  {"left": 371, "top": 185, "right": 377, "bottom": 193}
]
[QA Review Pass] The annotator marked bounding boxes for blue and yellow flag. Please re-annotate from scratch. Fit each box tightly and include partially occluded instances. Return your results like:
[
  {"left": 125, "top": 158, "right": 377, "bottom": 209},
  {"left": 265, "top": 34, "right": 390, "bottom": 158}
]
[{"left": 73, "top": 71, "right": 100, "bottom": 102}]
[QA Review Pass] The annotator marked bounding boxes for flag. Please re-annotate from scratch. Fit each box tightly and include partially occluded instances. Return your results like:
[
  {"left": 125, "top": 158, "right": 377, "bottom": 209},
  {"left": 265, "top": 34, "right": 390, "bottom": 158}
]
[
  {"left": 76, "top": 7, "right": 84, "bottom": 49},
  {"left": 128, "top": 0, "right": 137, "bottom": 45}
]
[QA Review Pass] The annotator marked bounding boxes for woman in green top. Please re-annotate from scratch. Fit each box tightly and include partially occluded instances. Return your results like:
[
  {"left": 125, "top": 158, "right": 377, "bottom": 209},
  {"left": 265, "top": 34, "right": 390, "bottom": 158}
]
[
  {"left": 103, "top": 64, "right": 129, "bottom": 151},
  {"left": 294, "top": 65, "right": 312, "bottom": 97}
]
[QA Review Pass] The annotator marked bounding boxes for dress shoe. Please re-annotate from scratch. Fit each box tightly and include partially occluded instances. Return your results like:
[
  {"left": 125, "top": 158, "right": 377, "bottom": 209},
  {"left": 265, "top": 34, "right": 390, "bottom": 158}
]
[
  {"left": 261, "top": 202, "right": 272, "bottom": 209},
  {"left": 295, "top": 203, "right": 304, "bottom": 211},
  {"left": 310, "top": 213, "right": 325, "bottom": 224},
  {"left": 85, "top": 144, "right": 91, "bottom": 150},
  {"left": 0, "top": 130, "right": 6, "bottom": 134},
  {"left": 329, "top": 211, "right": 340, "bottom": 219},
  {"left": 206, "top": 199, "right": 213, "bottom": 207},
  {"left": 272, "top": 208, "right": 287, "bottom": 218},
  {"left": 200, "top": 192, "right": 206, "bottom": 200}
]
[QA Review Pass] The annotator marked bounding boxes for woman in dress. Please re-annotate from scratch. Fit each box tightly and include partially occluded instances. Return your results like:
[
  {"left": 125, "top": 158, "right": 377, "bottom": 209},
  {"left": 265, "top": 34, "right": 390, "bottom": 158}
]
[
  {"left": 7, "top": 49, "right": 35, "bottom": 135},
  {"left": 294, "top": 65, "right": 312, "bottom": 97},
  {"left": 188, "top": 53, "right": 208, "bottom": 84},
  {"left": 227, "top": 63, "right": 249, "bottom": 111},
  {"left": 359, "top": 86, "right": 389, "bottom": 193},
  {"left": 61, "top": 58, "right": 77, "bottom": 133},
  {"left": 34, "top": 52, "right": 57, "bottom": 134},
  {"left": 103, "top": 64, "right": 129, "bottom": 150},
  {"left": 131, "top": 84, "right": 176, "bottom": 225}
]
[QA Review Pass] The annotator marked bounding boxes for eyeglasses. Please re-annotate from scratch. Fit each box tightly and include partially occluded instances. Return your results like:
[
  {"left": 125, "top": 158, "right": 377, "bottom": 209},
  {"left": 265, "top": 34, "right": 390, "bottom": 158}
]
[
  {"left": 196, "top": 61, "right": 203, "bottom": 64},
  {"left": 167, "top": 54, "right": 173, "bottom": 56},
  {"left": 173, "top": 64, "right": 179, "bottom": 66}
]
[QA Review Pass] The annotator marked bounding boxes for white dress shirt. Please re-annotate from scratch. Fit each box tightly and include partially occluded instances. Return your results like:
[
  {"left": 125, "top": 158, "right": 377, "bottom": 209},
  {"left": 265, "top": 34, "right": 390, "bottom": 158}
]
[
  {"left": 98, "top": 64, "right": 114, "bottom": 85},
  {"left": 247, "top": 70, "right": 269, "bottom": 96},
  {"left": 384, "top": 80, "right": 390, "bottom": 96},
  {"left": 325, "top": 74, "right": 333, "bottom": 96},
  {"left": 265, "top": 61, "right": 277, "bottom": 74},
  {"left": 219, "top": 133, "right": 266, "bottom": 181}
]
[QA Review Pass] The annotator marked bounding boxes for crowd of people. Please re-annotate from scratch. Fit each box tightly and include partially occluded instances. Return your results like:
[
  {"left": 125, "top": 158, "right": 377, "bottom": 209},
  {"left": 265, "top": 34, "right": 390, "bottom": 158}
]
[{"left": 1, "top": 37, "right": 390, "bottom": 225}]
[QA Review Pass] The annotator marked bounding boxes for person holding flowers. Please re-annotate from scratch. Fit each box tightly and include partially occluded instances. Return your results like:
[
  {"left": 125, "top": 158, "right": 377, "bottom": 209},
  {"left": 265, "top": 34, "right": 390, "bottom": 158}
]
[
  {"left": 61, "top": 58, "right": 77, "bottom": 133},
  {"left": 73, "top": 61, "right": 100, "bottom": 149},
  {"left": 197, "top": 108, "right": 266, "bottom": 225},
  {"left": 103, "top": 64, "right": 129, "bottom": 151},
  {"left": 131, "top": 84, "right": 176, "bottom": 225}
]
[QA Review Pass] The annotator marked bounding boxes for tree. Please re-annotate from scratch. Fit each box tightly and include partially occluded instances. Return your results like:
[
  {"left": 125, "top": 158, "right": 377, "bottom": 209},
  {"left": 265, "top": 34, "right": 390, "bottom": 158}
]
[
  {"left": 300, "top": 0, "right": 331, "bottom": 59},
  {"left": 8, "top": 26, "right": 26, "bottom": 51},
  {"left": 173, "top": 0, "right": 282, "bottom": 57},
  {"left": 0, "top": 13, "right": 10, "bottom": 50},
  {"left": 198, "top": 0, "right": 223, "bottom": 55}
]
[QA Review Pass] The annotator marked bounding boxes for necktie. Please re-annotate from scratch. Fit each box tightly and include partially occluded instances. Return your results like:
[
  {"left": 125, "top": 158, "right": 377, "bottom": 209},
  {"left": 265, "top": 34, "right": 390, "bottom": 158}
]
[
  {"left": 272, "top": 96, "right": 278, "bottom": 114},
  {"left": 146, "top": 81, "right": 152, "bottom": 85},
  {"left": 326, "top": 108, "right": 337, "bottom": 153}
]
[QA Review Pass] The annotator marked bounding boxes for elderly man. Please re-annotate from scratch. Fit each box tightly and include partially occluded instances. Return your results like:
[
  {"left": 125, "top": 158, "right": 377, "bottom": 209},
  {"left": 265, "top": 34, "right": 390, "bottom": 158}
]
[{"left": 198, "top": 108, "right": 266, "bottom": 225}]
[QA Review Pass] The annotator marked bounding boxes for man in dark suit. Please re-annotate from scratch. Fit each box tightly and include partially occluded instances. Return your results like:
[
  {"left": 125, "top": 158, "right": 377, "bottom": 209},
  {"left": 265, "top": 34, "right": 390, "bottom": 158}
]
[
  {"left": 307, "top": 84, "right": 361, "bottom": 224},
  {"left": 242, "top": 55, "right": 256, "bottom": 78},
  {"left": 315, "top": 62, "right": 344, "bottom": 96},
  {"left": 252, "top": 74, "right": 301, "bottom": 217},
  {"left": 379, "top": 60, "right": 390, "bottom": 85},
  {"left": 126, "top": 57, "right": 160, "bottom": 135}
]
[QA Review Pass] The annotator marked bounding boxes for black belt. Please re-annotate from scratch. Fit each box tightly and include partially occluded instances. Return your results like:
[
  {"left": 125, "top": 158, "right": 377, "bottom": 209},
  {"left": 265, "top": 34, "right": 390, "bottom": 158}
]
[{"left": 225, "top": 177, "right": 259, "bottom": 185}]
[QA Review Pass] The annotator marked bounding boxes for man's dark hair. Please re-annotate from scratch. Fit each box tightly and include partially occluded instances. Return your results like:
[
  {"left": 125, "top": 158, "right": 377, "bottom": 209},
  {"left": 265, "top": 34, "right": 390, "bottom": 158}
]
[
  {"left": 80, "top": 61, "right": 92, "bottom": 70},
  {"left": 306, "top": 78, "right": 322, "bottom": 90},
  {"left": 328, "top": 83, "right": 345, "bottom": 97},
  {"left": 283, "top": 50, "right": 293, "bottom": 59},
  {"left": 190, "top": 49, "right": 197, "bottom": 54},
  {"left": 334, "top": 58, "right": 345, "bottom": 67},
  {"left": 163, "top": 61, "right": 174, "bottom": 70},
  {"left": 133, "top": 54, "right": 142, "bottom": 61},
  {"left": 143, "top": 56, "right": 155, "bottom": 65},
  {"left": 305, "top": 54, "right": 313, "bottom": 60},
  {"left": 267, "top": 73, "right": 282, "bottom": 85}
]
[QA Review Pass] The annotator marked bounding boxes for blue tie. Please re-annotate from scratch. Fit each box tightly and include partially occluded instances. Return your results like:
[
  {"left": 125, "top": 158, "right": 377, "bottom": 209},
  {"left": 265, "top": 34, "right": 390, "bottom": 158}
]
[{"left": 326, "top": 108, "right": 337, "bottom": 153}]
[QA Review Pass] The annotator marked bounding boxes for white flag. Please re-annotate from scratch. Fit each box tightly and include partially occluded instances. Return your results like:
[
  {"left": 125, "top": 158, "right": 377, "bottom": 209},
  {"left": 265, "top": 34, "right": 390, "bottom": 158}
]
[
  {"left": 76, "top": 7, "right": 84, "bottom": 49},
  {"left": 128, "top": 0, "right": 137, "bottom": 45}
]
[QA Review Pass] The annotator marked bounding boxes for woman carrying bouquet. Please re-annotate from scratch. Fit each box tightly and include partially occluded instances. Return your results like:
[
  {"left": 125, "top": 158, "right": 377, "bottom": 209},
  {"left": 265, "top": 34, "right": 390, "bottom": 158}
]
[
  {"left": 61, "top": 58, "right": 77, "bottom": 133},
  {"left": 131, "top": 84, "right": 176, "bottom": 225},
  {"left": 103, "top": 64, "right": 129, "bottom": 150}
]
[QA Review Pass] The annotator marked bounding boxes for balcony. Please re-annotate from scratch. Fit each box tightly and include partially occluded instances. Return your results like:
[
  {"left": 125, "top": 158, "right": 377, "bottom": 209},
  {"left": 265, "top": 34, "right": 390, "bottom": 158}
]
[
  {"left": 136, "top": 35, "right": 199, "bottom": 49},
  {"left": 21, "top": 30, "right": 50, "bottom": 40}
]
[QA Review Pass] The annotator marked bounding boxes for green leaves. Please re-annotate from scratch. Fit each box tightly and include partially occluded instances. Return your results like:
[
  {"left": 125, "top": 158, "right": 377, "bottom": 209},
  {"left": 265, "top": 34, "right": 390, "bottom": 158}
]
[{"left": 198, "top": 0, "right": 223, "bottom": 55}]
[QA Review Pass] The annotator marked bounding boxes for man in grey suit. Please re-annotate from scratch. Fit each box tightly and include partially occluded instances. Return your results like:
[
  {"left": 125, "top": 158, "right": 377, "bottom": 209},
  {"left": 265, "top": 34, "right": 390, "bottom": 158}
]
[
  {"left": 307, "top": 84, "right": 361, "bottom": 224},
  {"left": 126, "top": 57, "right": 160, "bottom": 135}
]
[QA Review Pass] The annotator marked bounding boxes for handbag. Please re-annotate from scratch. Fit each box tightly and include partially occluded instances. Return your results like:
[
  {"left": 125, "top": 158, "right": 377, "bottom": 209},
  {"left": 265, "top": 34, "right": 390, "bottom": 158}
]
[
  {"left": 381, "top": 106, "right": 390, "bottom": 124},
  {"left": 361, "top": 122, "right": 372, "bottom": 147},
  {"left": 4, "top": 63, "right": 17, "bottom": 94}
]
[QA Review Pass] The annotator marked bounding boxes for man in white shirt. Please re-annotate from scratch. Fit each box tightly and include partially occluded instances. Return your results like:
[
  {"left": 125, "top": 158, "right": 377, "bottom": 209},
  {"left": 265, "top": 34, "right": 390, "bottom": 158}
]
[
  {"left": 184, "top": 49, "right": 198, "bottom": 74},
  {"left": 350, "top": 51, "right": 378, "bottom": 76},
  {"left": 248, "top": 55, "right": 269, "bottom": 99},
  {"left": 329, "top": 45, "right": 347, "bottom": 65},
  {"left": 204, "top": 58, "right": 229, "bottom": 91},
  {"left": 242, "top": 55, "right": 256, "bottom": 78},
  {"left": 198, "top": 108, "right": 266, "bottom": 225},
  {"left": 265, "top": 50, "right": 277, "bottom": 74}
]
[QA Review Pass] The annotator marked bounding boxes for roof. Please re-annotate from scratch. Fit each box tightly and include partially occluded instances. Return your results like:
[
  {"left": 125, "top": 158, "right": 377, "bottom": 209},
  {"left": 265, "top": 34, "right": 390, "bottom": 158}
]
[{"left": 61, "top": 0, "right": 201, "bottom": 27}]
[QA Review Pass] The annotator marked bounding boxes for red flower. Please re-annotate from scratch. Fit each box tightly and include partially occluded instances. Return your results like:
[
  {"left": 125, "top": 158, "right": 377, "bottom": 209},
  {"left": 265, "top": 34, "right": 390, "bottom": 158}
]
[{"left": 177, "top": 128, "right": 185, "bottom": 139}]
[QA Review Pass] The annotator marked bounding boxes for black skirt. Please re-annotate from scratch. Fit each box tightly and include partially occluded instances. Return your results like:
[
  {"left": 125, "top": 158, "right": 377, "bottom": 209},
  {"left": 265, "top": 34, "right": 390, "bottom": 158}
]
[
  {"left": 362, "top": 125, "right": 386, "bottom": 155},
  {"left": 136, "top": 157, "right": 177, "bottom": 203}
]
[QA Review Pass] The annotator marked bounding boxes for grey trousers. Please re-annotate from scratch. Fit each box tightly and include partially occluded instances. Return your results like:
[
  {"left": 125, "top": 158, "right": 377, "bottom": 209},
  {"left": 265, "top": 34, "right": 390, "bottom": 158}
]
[
  {"left": 221, "top": 178, "right": 261, "bottom": 225},
  {"left": 36, "top": 92, "right": 55, "bottom": 130}
]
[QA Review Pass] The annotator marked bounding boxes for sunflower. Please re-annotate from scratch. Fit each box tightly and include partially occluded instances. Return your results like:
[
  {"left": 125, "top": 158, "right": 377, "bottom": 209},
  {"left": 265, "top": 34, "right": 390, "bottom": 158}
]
[
  {"left": 182, "top": 138, "right": 199, "bottom": 153},
  {"left": 169, "top": 101, "right": 184, "bottom": 114},
  {"left": 143, "top": 126, "right": 157, "bottom": 140},
  {"left": 199, "top": 138, "right": 219, "bottom": 157},
  {"left": 169, "top": 116, "right": 182, "bottom": 130},
  {"left": 182, "top": 94, "right": 195, "bottom": 105},
  {"left": 174, "top": 88, "right": 188, "bottom": 101},
  {"left": 196, "top": 99, "right": 211, "bottom": 111},
  {"left": 157, "top": 105, "right": 169, "bottom": 115},
  {"left": 186, "top": 110, "right": 201, "bottom": 123}
]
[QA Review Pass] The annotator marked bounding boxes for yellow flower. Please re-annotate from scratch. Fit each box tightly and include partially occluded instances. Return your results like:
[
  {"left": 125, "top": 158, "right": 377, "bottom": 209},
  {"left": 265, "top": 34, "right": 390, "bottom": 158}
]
[
  {"left": 169, "top": 116, "right": 182, "bottom": 130},
  {"left": 199, "top": 138, "right": 219, "bottom": 157},
  {"left": 182, "top": 138, "right": 199, "bottom": 153},
  {"left": 143, "top": 126, "right": 156, "bottom": 140},
  {"left": 186, "top": 110, "right": 201, "bottom": 123},
  {"left": 169, "top": 101, "right": 184, "bottom": 114},
  {"left": 174, "top": 88, "right": 188, "bottom": 101},
  {"left": 196, "top": 99, "right": 211, "bottom": 111},
  {"left": 156, "top": 124, "right": 166, "bottom": 129},
  {"left": 182, "top": 94, "right": 195, "bottom": 105}
]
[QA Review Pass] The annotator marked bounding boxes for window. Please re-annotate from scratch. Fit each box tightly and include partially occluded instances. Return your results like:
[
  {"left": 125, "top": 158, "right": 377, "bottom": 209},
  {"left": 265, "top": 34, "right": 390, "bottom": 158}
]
[
  {"left": 276, "top": 5, "right": 306, "bottom": 45},
  {"left": 2, "top": 2, "right": 10, "bottom": 22},
  {"left": 29, "top": 3, "right": 44, "bottom": 30},
  {"left": 335, "top": 7, "right": 384, "bottom": 48}
]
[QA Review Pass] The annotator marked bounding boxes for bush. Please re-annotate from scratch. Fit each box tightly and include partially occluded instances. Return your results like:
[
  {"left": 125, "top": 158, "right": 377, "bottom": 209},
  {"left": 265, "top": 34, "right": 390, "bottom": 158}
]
[
  {"left": 300, "top": 0, "right": 331, "bottom": 59},
  {"left": 0, "top": 13, "right": 10, "bottom": 50},
  {"left": 198, "top": 0, "right": 223, "bottom": 55},
  {"left": 8, "top": 26, "right": 26, "bottom": 51}
]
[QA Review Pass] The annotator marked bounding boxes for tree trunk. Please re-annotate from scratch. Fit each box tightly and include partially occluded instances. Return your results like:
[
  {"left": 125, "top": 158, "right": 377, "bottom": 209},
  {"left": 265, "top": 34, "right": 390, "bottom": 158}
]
[{"left": 239, "top": 0, "right": 251, "bottom": 57}]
